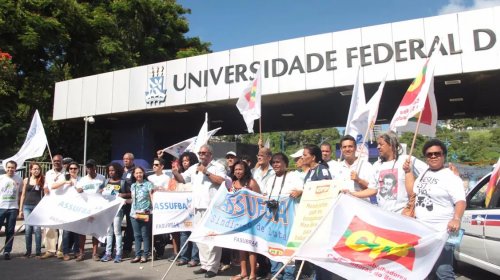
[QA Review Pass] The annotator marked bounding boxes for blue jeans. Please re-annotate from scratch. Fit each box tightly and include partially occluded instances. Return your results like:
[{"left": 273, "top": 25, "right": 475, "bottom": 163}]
[
  {"left": 0, "top": 208, "right": 18, "bottom": 254},
  {"left": 62, "top": 230, "right": 80, "bottom": 255},
  {"left": 270, "top": 259, "right": 295, "bottom": 280},
  {"left": 179, "top": 231, "right": 199, "bottom": 262},
  {"left": 131, "top": 216, "right": 151, "bottom": 257},
  {"left": 105, "top": 209, "right": 124, "bottom": 256},
  {"left": 23, "top": 205, "right": 42, "bottom": 254},
  {"left": 431, "top": 243, "right": 455, "bottom": 280}
]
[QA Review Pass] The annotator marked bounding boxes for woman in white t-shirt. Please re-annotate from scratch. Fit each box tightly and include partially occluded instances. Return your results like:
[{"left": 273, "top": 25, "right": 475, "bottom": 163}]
[{"left": 405, "top": 139, "right": 465, "bottom": 280}]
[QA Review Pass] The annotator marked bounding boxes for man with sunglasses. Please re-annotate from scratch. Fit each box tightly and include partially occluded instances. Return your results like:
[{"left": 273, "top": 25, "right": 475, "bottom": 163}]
[
  {"left": 404, "top": 139, "right": 465, "bottom": 279},
  {"left": 172, "top": 144, "right": 225, "bottom": 278}
]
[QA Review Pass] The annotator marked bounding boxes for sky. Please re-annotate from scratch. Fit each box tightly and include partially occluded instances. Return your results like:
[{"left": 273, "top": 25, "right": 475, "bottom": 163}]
[{"left": 177, "top": 0, "right": 500, "bottom": 52}]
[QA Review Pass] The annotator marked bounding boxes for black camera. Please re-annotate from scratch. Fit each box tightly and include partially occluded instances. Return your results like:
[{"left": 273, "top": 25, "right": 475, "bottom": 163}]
[{"left": 266, "top": 200, "right": 279, "bottom": 210}]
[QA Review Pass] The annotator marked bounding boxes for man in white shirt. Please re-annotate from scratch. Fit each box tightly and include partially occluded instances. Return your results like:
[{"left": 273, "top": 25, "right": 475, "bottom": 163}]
[
  {"left": 0, "top": 160, "right": 23, "bottom": 260},
  {"left": 252, "top": 148, "right": 274, "bottom": 190},
  {"left": 172, "top": 144, "right": 226, "bottom": 278},
  {"left": 40, "top": 154, "right": 66, "bottom": 259},
  {"left": 76, "top": 159, "right": 105, "bottom": 261},
  {"left": 320, "top": 142, "right": 342, "bottom": 180},
  {"left": 337, "top": 135, "right": 377, "bottom": 201}
]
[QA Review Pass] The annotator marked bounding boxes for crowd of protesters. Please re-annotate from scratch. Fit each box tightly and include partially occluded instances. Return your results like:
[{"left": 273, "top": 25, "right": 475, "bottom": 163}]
[{"left": 0, "top": 131, "right": 467, "bottom": 280}]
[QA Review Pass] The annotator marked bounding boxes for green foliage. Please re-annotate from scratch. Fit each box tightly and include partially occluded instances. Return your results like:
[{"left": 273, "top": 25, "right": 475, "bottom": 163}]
[{"left": 0, "top": 0, "right": 210, "bottom": 161}]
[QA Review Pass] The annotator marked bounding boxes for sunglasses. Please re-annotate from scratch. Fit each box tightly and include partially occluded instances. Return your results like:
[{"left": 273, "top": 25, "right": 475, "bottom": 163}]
[
  {"left": 425, "top": 151, "right": 443, "bottom": 158},
  {"left": 198, "top": 152, "right": 210, "bottom": 156},
  {"left": 69, "top": 167, "right": 78, "bottom": 170},
  {"left": 153, "top": 163, "right": 160, "bottom": 167}
]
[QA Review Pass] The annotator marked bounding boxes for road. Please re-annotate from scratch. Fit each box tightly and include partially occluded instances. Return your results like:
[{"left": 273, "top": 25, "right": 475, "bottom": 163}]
[{"left": 1, "top": 227, "right": 499, "bottom": 279}]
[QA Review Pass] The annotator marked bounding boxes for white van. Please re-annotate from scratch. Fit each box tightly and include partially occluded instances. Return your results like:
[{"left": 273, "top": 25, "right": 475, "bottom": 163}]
[{"left": 455, "top": 172, "right": 500, "bottom": 276}]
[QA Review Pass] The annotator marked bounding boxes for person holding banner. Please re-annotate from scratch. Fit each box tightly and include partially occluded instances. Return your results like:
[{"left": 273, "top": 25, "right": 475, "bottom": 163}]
[
  {"left": 175, "top": 151, "right": 201, "bottom": 267},
  {"left": 129, "top": 166, "right": 154, "bottom": 263},
  {"left": 51, "top": 162, "right": 81, "bottom": 261},
  {"left": 404, "top": 139, "right": 466, "bottom": 280},
  {"left": 230, "top": 160, "right": 261, "bottom": 280},
  {"left": 373, "top": 131, "right": 427, "bottom": 213},
  {"left": 40, "top": 154, "right": 65, "bottom": 260},
  {"left": 172, "top": 144, "right": 226, "bottom": 278},
  {"left": 338, "top": 135, "right": 377, "bottom": 201},
  {"left": 18, "top": 162, "right": 45, "bottom": 258},
  {"left": 0, "top": 160, "right": 23, "bottom": 260},
  {"left": 263, "top": 153, "right": 303, "bottom": 280},
  {"left": 100, "top": 162, "right": 129, "bottom": 263}
]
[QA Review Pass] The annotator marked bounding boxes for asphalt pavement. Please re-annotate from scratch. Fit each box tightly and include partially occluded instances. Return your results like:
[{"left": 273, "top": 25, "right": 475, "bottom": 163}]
[{"left": 1, "top": 221, "right": 499, "bottom": 280}]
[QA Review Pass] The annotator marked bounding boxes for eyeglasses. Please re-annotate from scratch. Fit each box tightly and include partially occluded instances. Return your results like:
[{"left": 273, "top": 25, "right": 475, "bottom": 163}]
[
  {"left": 425, "top": 151, "right": 443, "bottom": 158},
  {"left": 69, "top": 167, "right": 78, "bottom": 170},
  {"left": 153, "top": 163, "right": 160, "bottom": 167},
  {"left": 198, "top": 152, "right": 210, "bottom": 156}
]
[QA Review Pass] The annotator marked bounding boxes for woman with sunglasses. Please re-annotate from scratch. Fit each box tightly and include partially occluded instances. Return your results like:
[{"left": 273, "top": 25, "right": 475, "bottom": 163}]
[
  {"left": 51, "top": 162, "right": 81, "bottom": 261},
  {"left": 130, "top": 166, "right": 154, "bottom": 263},
  {"left": 18, "top": 162, "right": 45, "bottom": 257},
  {"left": 404, "top": 139, "right": 465, "bottom": 279},
  {"left": 230, "top": 160, "right": 261, "bottom": 280}
]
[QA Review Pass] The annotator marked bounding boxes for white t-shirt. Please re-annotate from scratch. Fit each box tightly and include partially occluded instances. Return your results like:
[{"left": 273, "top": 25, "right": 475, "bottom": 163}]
[
  {"left": 147, "top": 173, "right": 171, "bottom": 189},
  {"left": 414, "top": 168, "right": 466, "bottom": 231},
  {"left": 327, "top": 159, "right": 343, "bottom": 180},
  {"left": 76, "top": 174, "right": 105, "bottom": 194},
  {"left": 264, "top": 171, "right": 303, "bottom": 198},
  {"left": 373, "top": 156, "right": 427, "bottom": 213},
  {"left": 182, "top": 160, "right": 226, "bottom": 209},
  {"left": 0, "top": 174, "right": 22, "bottom": 209},
  {"left": 339, "top": 158, "right": 377, "bottom": 201},
  {"left": 44, "top": 169, "right": 65, "bottom": 191}
]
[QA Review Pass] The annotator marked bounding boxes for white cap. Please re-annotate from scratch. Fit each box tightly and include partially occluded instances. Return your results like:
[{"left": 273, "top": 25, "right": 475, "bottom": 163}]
[
  {"left": 290, "top": 149, "right": 304, "bottom": 159},
  {"left": 226, "top": 151, "right": 237, "bottom": 157}
]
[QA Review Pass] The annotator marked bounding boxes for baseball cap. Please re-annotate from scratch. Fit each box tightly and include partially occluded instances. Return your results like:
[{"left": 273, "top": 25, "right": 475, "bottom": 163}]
[
  {"left": 62, "top": 157, "right": 73, "bottom": 165},
  {"left": 85, "top": 159, "right": 97, "bottom": 167},
  {"left": 226, "top": 151, "right": 237, "bottom": 158},
  {"left": 289, "top": 149, "right": 304, "bottom": 159}
]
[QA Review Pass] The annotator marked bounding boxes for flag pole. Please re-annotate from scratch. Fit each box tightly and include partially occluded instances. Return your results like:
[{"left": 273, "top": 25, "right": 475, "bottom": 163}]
[
  {"left": 259, "top": 118, "right": 263, "bottom": 147},
  {"left": 407, "top": 111, "right": 424, "bottom": 158}
]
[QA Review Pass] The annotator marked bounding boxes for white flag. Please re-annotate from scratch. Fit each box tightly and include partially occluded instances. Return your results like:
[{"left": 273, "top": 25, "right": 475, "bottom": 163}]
[
  {"left": 344, "top": 66, "right": 366, "bottom": 140},
  {"left": 295, "top": 195, "right": 447, "bottom": 280},
  {"left": 186, "top": 113, "right": 209, "bottom": 156},
  {"left": 162, "top": 127, "right": 221, "bottom": 158},
  {"left": 236, "top": 67, "right": 262, "bottom": 133},
  {"left": 2, "top": 110, "right": 48, "bottom": 169},
  {"left": 350, "top": 75, "right": 387, "bottom": 142}
]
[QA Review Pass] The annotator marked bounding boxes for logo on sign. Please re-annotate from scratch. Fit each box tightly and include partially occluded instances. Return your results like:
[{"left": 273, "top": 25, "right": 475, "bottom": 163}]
[
  {"left": 146, "top": 66, "right": 167, "bottom": 105},
  {"left": 333, "top": 216, "right": 419, "bottom": 270}
]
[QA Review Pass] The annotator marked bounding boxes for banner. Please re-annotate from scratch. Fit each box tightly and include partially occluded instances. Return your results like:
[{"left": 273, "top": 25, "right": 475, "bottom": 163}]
[
  {"left": 285, "top": 179, "right": 342, "bottom": 256},
  {"left": 162, "top": 127, "right": 221, "bottom": 158},
  {"left": 153, "top": 191, "right": 194, "bottom": 234},
  {"left": 25, "top": 192, "right": 124, "bottom": 238},
  {"left": 190, "top": 187, "right": 297, "bottom": 262},
  {"left": 2, "top": 110, "right": 48, "bottom": 169},
  {"left": 295, "top": 195, "right": 448, "bottom": 280}
]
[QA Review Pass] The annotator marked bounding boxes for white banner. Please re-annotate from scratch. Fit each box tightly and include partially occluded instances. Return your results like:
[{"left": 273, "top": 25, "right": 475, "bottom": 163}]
[
  {"left": 152, "top": 191, "right": 194, "bottom": 235},
  {"left": 295, "top": 195, "right": 447, "bottom": 280},
  {"left": 25, "top": 192, "right": 124, "bottom": 238}
]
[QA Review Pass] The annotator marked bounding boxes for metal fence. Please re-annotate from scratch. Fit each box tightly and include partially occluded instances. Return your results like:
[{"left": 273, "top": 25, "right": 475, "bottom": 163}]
[{"left": 17, "top": 161, "right": 107, "bottom": 179}]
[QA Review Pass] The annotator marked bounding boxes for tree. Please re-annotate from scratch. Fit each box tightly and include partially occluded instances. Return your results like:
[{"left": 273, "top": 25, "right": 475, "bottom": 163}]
[{"left": 0, "top": 0, "right": 210, "bottom": 162}]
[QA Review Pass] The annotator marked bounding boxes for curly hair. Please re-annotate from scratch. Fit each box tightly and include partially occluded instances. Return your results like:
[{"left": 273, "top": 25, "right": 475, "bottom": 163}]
[
  {"left": 230, "top": 160, "right": 253, "bottom": 187},
  {"left": 106, "top": 162, "right": 124, "bottom": 179}
]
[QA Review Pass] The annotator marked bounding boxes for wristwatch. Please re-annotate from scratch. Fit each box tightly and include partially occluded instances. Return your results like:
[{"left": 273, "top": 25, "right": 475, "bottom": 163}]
[{"left": 205, "top": 171, "right": 211, "bottom": 177}]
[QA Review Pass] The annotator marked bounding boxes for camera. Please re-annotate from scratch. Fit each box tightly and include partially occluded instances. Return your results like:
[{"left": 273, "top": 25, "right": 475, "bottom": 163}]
[
  {"left": 266, "top": 200, "right": 279, "bottom": 210},
  {"left": 64, "top": 172, "right": 71, "bottom": 181}
]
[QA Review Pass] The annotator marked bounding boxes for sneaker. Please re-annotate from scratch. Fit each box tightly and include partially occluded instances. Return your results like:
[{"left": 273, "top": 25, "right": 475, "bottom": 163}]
[
  {"left": 220, "top": 263, "right": 231, "bottom": 272},
  {"left": 40, "top": 251, "right": 55, "bottom": 259},
  {"left": 56, "top": 251, "right": 64, "bottom": 259},
  {"left": 4, "top": 253, "right": 11, "bottom": 260},
  {"left": 100, "top": 253, "right": 112, "bottom": 262},
  {"left": 93, "top": 254, "right": 100, "bottom": 261},
  {"left": 114, "top": 255, "right": 122, "bottom": 263}
]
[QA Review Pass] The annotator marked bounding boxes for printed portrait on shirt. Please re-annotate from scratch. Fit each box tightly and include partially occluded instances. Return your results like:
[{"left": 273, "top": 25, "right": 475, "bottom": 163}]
[{"left": 378, "top": 170, "right": 397, "bottom": 200}]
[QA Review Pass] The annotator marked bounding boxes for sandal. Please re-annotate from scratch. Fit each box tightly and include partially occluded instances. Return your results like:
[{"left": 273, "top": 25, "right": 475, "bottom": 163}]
[{"left": 230, "top": 275, "right": 249, "bottom": 280}]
